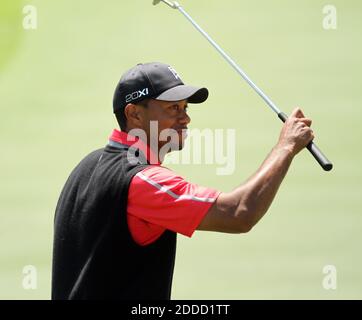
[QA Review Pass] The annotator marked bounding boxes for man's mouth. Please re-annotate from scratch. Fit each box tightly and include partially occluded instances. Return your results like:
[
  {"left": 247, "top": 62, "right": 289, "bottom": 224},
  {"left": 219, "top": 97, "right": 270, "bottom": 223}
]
[{"left": 174, "top": 127, "right": 188, "bottom": 132}]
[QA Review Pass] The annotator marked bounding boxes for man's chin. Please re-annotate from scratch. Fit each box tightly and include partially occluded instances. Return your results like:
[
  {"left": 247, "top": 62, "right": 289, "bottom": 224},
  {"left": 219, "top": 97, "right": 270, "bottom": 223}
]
[
  {"left": 159, "top": 140, "right": 184, "bottom": 161},
  {"left": 169, "top": 140, "right": 185, "bottom": 151},
  {"left": 160, "top": 132, "right": 187, "bottom": 154},
  {"left": 168, "top": 135, "right": 187, "bottom": 151}
]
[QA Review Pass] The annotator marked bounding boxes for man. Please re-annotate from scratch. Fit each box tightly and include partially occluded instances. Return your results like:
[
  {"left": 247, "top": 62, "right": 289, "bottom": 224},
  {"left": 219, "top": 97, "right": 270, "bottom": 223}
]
[{"left": 52, "top": 62, "right": 314, "bottom": 300}]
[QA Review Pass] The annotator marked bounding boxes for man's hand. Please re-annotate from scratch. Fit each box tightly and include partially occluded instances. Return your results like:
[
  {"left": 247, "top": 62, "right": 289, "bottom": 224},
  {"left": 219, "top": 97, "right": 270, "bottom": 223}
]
[
  {"left": 277, "top": 108, "right": 314, "bottom": 156},
  {"left": 197, "top": 107, "right": 315, "bottom": 234}
]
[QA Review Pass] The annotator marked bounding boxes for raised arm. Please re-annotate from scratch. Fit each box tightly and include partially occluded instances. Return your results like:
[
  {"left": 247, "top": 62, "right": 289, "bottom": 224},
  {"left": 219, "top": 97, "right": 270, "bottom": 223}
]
[{"left": 197, "top": 108, "right": 314, "bottom": 233}]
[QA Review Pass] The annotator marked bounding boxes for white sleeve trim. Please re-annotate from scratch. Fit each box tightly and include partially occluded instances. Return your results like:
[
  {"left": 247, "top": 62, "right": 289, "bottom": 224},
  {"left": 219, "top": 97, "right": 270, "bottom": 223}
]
[{"left": 135, "top": 172, "right": 216, "bottom": 203}]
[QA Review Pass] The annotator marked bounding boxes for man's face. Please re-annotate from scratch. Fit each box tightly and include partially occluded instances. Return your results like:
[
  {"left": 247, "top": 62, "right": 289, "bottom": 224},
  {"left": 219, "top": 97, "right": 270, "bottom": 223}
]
[{"left": 138, "top": 99, "right": 191, "bottom": 153}]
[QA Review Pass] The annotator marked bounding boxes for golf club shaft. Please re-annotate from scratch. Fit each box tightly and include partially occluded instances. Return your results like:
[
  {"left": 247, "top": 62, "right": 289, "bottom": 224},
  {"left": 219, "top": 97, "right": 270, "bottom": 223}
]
[
  {"left": 172, "top": 2, "right": 332, "bottom": 171},
  {"left": 177, "top": 4, "right": 280, "bottom": 114}
]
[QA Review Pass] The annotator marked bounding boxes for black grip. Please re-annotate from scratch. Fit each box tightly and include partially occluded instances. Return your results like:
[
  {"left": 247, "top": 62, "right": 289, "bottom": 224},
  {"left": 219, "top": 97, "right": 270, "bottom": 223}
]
[
  {"left": 277, "top": 112, "right": 333, "bottom": 171},
  {"left": 278, "top": 112, "right": 288, "bottom": 122}
]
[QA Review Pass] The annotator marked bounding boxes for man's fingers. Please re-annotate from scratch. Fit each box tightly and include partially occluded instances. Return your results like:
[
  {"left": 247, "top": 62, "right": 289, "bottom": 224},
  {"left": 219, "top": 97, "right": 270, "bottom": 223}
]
[
  {"left": 298, "top": 117, "right": 312, "bottom": 127},
  {"left": 291, "top": 107, "right": 305, "bottom": 119},
  {"left": 290, "top": 108, "right": 312, "bottom": 126}
]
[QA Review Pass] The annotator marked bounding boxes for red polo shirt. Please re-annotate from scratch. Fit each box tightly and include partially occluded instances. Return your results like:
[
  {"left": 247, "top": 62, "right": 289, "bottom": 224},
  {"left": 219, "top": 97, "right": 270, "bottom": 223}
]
[{"left": 109, "top": 129, "right": 221, "bottom": 246}]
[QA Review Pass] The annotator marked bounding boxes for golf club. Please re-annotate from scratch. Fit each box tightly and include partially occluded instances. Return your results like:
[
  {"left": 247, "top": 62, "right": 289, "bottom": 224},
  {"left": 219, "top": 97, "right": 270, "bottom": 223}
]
[{"left": 153, "top": 0, "right": 333, "bottom": 171}]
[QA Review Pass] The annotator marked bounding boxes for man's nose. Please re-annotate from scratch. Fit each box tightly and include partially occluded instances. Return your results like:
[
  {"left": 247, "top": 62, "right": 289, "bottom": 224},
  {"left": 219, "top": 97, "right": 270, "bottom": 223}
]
[{"left": 178, "top": 110, "right": 191, "bottom": 125}]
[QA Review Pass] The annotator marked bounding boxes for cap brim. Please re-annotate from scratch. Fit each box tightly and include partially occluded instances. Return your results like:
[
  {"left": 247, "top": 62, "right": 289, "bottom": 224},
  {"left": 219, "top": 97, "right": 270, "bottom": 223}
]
[{"left": 154, "top": 85, "right": 208, "bottom": 104}]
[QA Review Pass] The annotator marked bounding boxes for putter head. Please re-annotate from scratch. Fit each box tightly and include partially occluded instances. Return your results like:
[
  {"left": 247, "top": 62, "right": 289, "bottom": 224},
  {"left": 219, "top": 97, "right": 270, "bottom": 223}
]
[{"left": 152, "top": 0, "right": 178, "bottom": 9}]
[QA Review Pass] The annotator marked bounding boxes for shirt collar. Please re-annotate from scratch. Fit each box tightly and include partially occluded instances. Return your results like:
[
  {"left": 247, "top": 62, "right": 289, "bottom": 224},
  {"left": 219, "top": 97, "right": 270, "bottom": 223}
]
[{"left": 109, "top": 129, "right": 160, "bottom": 165}]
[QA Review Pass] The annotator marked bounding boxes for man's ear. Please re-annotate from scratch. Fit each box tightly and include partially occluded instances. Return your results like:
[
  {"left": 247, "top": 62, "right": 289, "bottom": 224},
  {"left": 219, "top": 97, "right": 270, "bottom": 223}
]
[{"left": 124, "top": 103, "right": 144, "bottom": 127}]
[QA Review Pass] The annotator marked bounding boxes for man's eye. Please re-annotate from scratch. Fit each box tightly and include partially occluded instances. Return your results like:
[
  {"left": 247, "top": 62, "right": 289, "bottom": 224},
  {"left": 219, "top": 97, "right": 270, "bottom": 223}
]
[{"left": 169, "top": 104, "right": 188, "bottom": 112}]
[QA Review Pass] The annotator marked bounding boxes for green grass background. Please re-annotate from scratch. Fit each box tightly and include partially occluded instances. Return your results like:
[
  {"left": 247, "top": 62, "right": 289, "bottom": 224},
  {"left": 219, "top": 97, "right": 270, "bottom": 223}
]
[{"left": 0, "top": 0, "right": 361, "bottom": 299}]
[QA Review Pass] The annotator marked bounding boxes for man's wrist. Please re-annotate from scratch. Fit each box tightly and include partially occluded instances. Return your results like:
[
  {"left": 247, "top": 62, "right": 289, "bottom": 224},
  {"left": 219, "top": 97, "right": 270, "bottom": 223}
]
[{"left": 274, "top": 143, "right": 295, "bottom": 160}]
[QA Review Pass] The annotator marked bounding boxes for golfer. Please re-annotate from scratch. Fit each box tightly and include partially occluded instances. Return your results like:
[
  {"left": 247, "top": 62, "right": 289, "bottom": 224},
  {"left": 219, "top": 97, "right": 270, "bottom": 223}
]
[{"left": 52, "top": 62, "right": 314, "bottom": 300}]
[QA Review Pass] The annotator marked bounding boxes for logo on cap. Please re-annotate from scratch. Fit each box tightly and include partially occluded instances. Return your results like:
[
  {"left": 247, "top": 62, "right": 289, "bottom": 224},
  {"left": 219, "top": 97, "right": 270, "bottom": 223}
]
[
  {"left": 168, "top": 66, "right": 180, "bottom": 80},
  {"left": 125, "top": 88, "right": 149, "bottom": 103}
]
